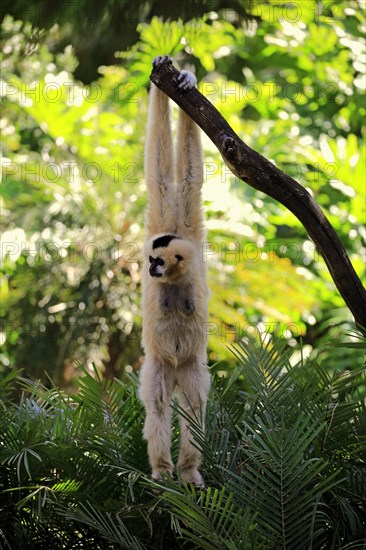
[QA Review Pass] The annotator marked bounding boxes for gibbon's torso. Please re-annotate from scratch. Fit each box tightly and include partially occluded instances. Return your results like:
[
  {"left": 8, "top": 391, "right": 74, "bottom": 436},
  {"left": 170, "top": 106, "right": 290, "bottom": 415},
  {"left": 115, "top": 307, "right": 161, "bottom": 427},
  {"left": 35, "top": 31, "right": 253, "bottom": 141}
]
[{"left": 142, "top": 245, "right": 208, "bottom": 367}]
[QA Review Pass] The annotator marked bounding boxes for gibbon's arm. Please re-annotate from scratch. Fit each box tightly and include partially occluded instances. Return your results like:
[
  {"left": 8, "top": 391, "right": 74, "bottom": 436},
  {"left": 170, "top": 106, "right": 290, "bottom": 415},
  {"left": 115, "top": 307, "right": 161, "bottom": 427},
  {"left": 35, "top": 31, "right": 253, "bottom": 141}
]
[
  {"left": 144, "top": 66, "right": 176, "bottom": 237},
  {"left": 175, "top": 72, "right": 204, "bottom": 242}
]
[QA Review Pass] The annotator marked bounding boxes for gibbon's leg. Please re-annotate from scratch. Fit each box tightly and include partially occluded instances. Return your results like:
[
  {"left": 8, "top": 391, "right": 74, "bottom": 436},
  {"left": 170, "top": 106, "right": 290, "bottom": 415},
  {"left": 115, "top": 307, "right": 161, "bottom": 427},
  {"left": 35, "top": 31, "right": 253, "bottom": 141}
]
[
  {"left": 145, "top": 55, "right": 177, "bottom": 237},
  {"left": 140, "top": 358, "right": 176, "bottom": 479},
  {"left": 175, "top": 70, "right": 204, "bottom": 242},
  {"left": 176, "top": 359, "right": 210, "bottom": 487}
]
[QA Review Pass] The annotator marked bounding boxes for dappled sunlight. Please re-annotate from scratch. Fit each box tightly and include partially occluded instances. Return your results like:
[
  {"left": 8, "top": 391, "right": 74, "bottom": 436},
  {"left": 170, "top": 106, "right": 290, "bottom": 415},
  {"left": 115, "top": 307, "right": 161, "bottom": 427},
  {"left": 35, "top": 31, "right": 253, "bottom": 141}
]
[
  {"left": 0, "top": 3, "right": 365, "bottom": 547},
  {"left": 1, "top": 4, "right": 365, "bottom": 384}
]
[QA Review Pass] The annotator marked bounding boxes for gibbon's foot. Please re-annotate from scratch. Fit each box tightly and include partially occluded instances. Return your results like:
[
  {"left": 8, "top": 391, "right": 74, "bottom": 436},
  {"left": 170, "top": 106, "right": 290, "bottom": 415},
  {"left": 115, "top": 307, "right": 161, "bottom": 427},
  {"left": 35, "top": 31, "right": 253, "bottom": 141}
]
[
  {"left": 151, "top": 466, "right": 174, "bottom": 482},
  {"left": 152, "top": 55, "right": 173, "bottom": 69},
  {"left": 177, "top": 69, "right": 197, "bottom": 91},
  {"left": 179, "top": 468, "right": 205, "bottom": 489}
]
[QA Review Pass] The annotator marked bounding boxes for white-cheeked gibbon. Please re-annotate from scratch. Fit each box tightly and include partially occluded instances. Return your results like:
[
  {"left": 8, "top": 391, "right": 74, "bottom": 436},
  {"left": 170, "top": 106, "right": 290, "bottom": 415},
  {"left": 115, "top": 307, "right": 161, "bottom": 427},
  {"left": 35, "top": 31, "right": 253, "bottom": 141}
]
[{"left": 139, "top": 55, "right": 210, "bottom": 487}]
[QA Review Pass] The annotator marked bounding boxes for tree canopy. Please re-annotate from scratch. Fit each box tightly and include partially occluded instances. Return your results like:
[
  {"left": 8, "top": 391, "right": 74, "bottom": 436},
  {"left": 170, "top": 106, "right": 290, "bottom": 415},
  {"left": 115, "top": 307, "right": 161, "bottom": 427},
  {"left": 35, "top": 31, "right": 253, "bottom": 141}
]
[{"left": 1, "top": 1, "right": 365, "bottom": 385}]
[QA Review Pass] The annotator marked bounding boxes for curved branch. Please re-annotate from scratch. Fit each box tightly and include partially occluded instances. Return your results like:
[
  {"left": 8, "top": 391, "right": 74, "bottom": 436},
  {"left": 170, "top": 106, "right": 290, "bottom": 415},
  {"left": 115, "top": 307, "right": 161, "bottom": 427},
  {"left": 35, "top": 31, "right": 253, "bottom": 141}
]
[{"left": 150, "top": 62, "right": 366, "bottom": 329}]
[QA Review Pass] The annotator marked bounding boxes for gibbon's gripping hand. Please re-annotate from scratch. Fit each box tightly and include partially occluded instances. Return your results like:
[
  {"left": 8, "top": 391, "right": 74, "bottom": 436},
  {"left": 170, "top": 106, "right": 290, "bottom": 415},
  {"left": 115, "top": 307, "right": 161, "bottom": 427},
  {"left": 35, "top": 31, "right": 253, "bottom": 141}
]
[
  {"left": 152, "top": 54, "right": 173, "bottom": 70},
  {"left": 152, "top": 55, "right": 197, "bottom": 91},
  {"left": 177, "top": 70, "right": 197, "bottom": 91}
]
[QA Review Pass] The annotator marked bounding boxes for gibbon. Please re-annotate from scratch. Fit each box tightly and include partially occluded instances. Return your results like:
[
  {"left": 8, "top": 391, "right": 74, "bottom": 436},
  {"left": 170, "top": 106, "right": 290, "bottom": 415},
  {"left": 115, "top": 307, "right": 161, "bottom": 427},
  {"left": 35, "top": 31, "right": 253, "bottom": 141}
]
[{"left": 139, "top": 55, "right": 210, "bottom": 487}]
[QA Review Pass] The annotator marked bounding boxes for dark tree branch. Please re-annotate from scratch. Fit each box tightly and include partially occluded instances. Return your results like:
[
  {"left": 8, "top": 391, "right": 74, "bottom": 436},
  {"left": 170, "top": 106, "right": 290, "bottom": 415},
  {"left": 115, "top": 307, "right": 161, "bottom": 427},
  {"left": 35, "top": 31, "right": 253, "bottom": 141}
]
[{"left": 150, "top": 62, "right": 366, "bottom": 329}]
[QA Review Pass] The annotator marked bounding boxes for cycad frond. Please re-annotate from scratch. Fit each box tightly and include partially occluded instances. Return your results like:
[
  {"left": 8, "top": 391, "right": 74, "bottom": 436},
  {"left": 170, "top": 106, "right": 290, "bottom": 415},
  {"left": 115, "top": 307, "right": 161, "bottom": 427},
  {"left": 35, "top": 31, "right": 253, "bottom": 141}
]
[
  {"left": 148, "top": 480, "right": 260, "bottom": 550},
  {"left": 1, "top": 332, "right": 365, "bottom": 548},
  {"left": 55, "top": 501, "right": 146, "bottom": 549},
  {"left": 227, "top": 412, "right": 337, "bottom": 548}
]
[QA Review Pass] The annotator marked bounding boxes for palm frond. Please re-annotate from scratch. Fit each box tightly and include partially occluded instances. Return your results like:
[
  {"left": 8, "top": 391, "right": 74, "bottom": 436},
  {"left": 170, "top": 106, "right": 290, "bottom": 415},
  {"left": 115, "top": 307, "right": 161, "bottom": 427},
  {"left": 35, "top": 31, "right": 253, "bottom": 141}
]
[
  {"left": 1, "top": 332, "right": 365, "bottom": 547},
  {"left": 147, "top": 480, "right": 261, "bottom": 550},
  {"left": 55, "top": 501, "right": 146, "bottom": 549},
  {"left": 223, "top": 411, "right": 337, "bottom": 548}
]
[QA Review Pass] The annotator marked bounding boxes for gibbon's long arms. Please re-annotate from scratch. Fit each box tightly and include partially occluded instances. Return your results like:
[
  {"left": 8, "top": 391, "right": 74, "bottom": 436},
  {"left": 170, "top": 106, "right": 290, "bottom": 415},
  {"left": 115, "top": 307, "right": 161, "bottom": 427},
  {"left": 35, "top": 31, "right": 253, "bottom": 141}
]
[
  {"left": 139, "top": 56, "right": 210, "bottom": 488},
  {"left": 144, "top": 59, "right": 205, "bottom": 243}
]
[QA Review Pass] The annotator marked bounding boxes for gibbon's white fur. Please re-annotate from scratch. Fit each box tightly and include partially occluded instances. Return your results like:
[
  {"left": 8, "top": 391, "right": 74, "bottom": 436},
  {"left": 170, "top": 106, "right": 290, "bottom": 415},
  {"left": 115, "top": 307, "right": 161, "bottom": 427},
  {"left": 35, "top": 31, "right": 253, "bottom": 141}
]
[{"left": 139, "top": 55, "right": 210, "bottom": 487}]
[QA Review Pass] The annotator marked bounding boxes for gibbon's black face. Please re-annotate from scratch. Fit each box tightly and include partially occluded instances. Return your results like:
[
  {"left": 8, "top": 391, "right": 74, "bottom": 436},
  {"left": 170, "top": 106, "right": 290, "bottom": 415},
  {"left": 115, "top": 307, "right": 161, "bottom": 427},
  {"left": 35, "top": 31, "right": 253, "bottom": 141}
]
[
  {"left": 145, "top": 234, "right": 195, "bottom": 282},
  {"left": 149, "top": 255, "right": 165, "bottom": 277}
]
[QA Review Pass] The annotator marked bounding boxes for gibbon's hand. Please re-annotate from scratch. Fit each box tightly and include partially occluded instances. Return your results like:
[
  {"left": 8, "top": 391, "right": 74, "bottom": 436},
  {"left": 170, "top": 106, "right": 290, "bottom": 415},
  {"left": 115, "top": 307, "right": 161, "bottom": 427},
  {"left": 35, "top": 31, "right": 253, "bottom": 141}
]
[
  {"left": 177, "top": 70, "right": 197, "bottom": 91},
  {"left": 152, "top": 55, "right": 197, "bottom": 91},
  {"left": 152, "top": 54, "right": 173, "bottom": 69}
]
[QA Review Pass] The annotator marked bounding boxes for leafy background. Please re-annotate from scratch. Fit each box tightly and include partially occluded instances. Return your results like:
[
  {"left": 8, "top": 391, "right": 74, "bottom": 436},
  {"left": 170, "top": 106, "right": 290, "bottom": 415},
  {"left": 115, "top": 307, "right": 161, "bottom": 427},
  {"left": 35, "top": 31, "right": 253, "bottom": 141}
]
[
  {"left": 0, "top": 1, "right": 365, "bottom": 547},
  {"left": 1, "top": 1, "right": 365, "bottom": 385}
]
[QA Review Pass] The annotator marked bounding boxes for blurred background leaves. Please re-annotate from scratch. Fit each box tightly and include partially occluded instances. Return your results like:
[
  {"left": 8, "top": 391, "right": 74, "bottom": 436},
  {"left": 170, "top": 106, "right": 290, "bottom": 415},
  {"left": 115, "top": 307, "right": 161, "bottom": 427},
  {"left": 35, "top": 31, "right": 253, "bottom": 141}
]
[{"left": 0, "top": 0, "right": 365, "bottom": 385}]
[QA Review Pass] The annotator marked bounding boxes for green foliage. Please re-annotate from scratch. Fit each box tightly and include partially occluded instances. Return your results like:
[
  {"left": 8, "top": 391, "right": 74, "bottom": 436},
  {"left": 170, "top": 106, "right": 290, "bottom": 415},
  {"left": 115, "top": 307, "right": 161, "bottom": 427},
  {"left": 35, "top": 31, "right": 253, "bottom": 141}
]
[
  {"left": 1, "top": 3, "right": 365, "bottom": 380},
  {"left": 1, "top": 6, "right": 364, "bottom": 547},
  {"left": 1, "top": 335, "right": 365, "bottom": 548},
  {"left": 0, "top": 0, "right": 256, "bottom": 82},
  {"left": 1, "top": 17, "right": 146, "bottom": 383}
]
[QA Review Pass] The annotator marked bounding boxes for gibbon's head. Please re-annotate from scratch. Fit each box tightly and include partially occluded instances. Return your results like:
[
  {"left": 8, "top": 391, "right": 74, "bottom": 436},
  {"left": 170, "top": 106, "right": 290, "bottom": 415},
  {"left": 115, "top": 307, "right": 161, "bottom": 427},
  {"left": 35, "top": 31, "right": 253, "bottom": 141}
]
[{"left": 144, "top": 234, "right": 196, "bottom": 283}]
